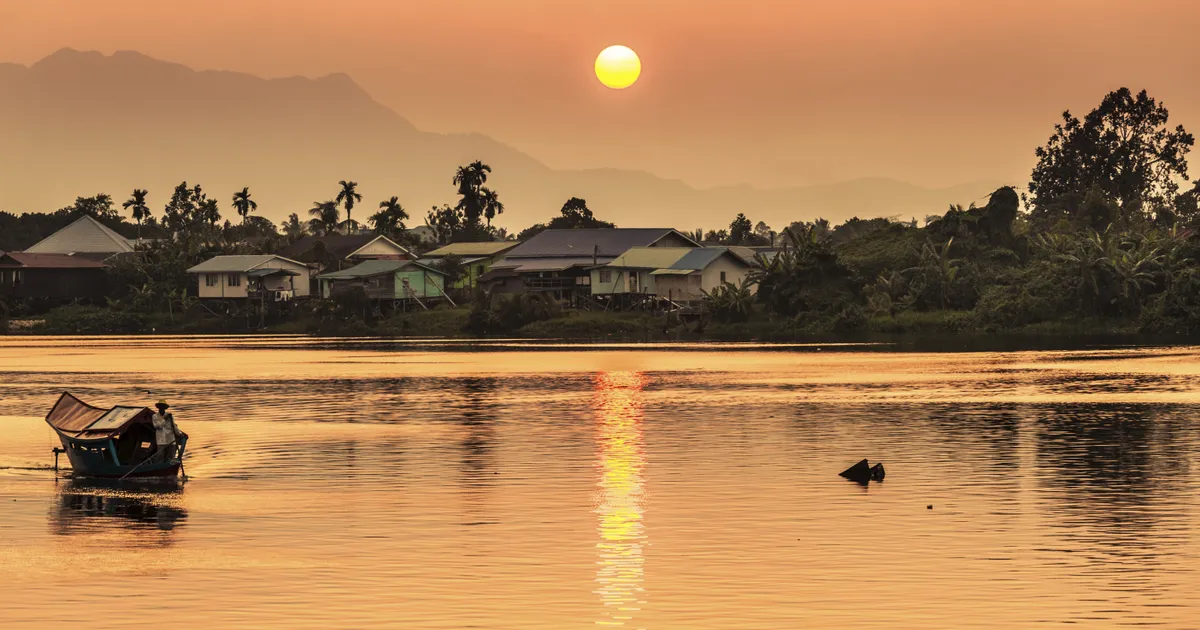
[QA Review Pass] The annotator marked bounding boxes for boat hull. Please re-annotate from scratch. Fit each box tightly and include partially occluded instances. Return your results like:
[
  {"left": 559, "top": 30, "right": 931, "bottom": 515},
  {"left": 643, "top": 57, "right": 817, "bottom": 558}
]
[{"left": 56, "top": 434, "right": 182, "bottom": 479}]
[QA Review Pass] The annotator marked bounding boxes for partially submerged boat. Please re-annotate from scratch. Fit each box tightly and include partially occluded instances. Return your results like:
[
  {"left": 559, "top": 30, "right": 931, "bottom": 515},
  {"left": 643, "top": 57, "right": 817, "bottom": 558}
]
[{"left": 45, "top": 392, "right": 186, "bottom": 478}]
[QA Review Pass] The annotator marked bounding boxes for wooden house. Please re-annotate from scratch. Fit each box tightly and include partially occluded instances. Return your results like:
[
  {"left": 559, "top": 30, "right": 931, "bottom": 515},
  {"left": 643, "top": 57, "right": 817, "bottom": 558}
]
[
  {"left": 24, "top": 215, "right": 137, "bottom": 261},
  {"left": 279, "top": 234, "right": 411, "bottom": 271},
  {"left": 0, "top": 252, "right": 109, "bottom": 300},
  {"left": 417, "top": 241, "right": 520, "bottom": 290},
  {"left": 589, "top": 247, "right": 755, "bottom": 304},
  {"left": 648, "top": 247, "right": 758, "bottom": 302},
  {"left": 316, "top": 260, "right": 449, "bottom": 303},
  {"left": 186, "top": 255, "right": 311, "bottom": 300},
  {"left": 481, "top": 229, "right": 698, "bottom": 302}
]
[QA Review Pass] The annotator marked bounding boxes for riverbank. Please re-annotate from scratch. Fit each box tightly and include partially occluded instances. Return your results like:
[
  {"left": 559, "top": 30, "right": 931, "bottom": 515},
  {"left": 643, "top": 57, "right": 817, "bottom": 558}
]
[{"left": 1, "top": 303, "right": 1168, "bottom": 342}]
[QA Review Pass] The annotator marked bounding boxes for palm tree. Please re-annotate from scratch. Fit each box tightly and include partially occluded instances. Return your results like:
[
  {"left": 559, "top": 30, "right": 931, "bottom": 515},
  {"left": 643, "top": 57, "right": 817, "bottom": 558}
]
[
  {"left": 480, "top": 187, "right": 504, "bottom": 226},
  {"left": 280, "top": 213, "right": 307, "bottom": 241},
  {"left": 336, "top": 181, "right": 362, "bottom": 232},
  {"left": 370, "top": 196, "right": 410, "bottom": 236},
  {"left": 452, "top": 161, "right": 492, "bottom": 225},
  {"left": 122, "top": 189, "right": 150, "bottom": 241},
  {"left": 231, "top": 187, "right": 258, "bottom": 225},
  {"left": 309, "top": 200, "right": 340, "bottom": 236}
]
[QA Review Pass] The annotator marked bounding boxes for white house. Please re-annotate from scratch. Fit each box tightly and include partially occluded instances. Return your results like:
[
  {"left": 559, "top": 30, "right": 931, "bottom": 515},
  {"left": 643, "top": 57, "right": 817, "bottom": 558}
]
[
  {"left": 186, "top": 255, "right": 311, "bottom": 300},
  {"left": 590, "top": 247, "right": 757, "bottom": 303}
]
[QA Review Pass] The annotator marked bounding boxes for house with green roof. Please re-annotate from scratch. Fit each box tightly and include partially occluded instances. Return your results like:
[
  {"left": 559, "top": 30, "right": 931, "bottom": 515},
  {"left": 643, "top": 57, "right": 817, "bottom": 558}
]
[
  {"left": 316, "top": 259, "right": 449, "bottom": 302},
  {"left": 590, "top": 247, "right": 756, "bottom": 304},
  {"left": 417, "top": 241, "right": 519, "bottom": 291}
]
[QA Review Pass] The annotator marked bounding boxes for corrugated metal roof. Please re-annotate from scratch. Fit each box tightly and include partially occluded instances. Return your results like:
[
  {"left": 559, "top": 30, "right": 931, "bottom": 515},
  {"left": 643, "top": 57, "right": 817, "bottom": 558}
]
[
  {"left": 605, "top": 247, "right": 694, "bottom": 269},
  {"left": 25, "top": 216, "right": 136, "bottom": 255},
  {"left": 501, "top": 229, "right": 696, "bottom": 259},
  {"left": 668, "top": 247, "right": 741, "bottom": 270},
  {"left": 0, "top": 252, "right": 108, "bottom": 269},
  {"left": 316, "top": 259, "right": 444, "bottom": 280},
  {"left": 491, "top": 257, "right": 606, "bottom": 272},
  {"left": 424, "top": 241, "right": 519, "bottom": 257},
  {"left": 186, "top": 255, "right": 303, "bottom": 273}
]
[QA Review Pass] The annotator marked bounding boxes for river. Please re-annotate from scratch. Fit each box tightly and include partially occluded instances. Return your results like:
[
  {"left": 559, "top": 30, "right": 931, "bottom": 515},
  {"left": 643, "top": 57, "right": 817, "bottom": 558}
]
[{"left": 1, "top": 336, "right": 1198, "bottom": 628}]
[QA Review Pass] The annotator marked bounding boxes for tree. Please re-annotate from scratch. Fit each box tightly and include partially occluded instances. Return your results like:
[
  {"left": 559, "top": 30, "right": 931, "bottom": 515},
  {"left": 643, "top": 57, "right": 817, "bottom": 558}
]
[
  {"left": 122, "top": 189, "right": 150, "bottom": 241},
  {"left": 753, "top": 221, "right": 774, "bottom": 246},
  {"left": 308, "top": 200, "right": 340, "bottom": 236},
  {"left": 453, "top": 161, "right": 491, "bottom": 223},
  {"left": 728, "top": 213, "right": 754, "bottom": 245},
  {"left": 516, "top": 197, "right": 615, "bottom": 241},
  {"left": 426, "top": 204, "right": 465, "bottom": 245},
  {"left": 370, "top": 196, "right": 410, "bottom": 237},
  {"left": 231, "top": 187, "right": 258, "bottom": 225},
  {"left": 336, "top": 180, "right": 362, "bottom": 231},
  {"left": 280, "top": 213, "right": 307, "bottom": 241},
  {"left": 480, "top": 187, "right": 505, "bottom": 226},
  {"left": 1029, "top": 88, "right": 1194, "bottom": 225}
]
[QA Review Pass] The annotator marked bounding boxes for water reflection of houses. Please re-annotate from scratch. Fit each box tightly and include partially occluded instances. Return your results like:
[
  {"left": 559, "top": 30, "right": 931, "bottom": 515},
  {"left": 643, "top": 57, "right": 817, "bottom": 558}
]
[
  {"left": 592, "top": 371, "right": 648, "bottom": 627},
  {"left": 51, "top": 479, "right": 187, "bottom": 543}
]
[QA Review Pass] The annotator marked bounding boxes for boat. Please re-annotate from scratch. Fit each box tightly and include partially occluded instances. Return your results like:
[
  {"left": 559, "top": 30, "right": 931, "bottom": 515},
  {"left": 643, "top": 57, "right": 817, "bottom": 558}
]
[{"left": 45, "top": 392, "right": 187, "bottom": 478}]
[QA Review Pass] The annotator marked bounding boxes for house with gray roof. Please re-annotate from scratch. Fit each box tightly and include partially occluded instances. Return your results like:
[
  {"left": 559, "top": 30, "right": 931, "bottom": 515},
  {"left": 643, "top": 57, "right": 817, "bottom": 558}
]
[
  {"left": 590, "top": 246, "right": 756, "bottom": 304},
  {"left": 24, "top": 215, "right": 137, "bottom": 260},
  {"left": 316, "top": 259, "right": 449, "bottom": 303},
  {"left": 186, "top": 254, "right": 310, "bottom": 300},
  {"left": 482, "top": 228, "right": 697, "bottom": 300}
]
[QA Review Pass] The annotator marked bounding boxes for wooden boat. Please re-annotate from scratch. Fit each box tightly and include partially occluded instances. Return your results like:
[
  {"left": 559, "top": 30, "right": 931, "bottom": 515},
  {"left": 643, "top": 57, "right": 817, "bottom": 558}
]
[{"left": 45, "top": 392, "right": 186, "bottom": 478}]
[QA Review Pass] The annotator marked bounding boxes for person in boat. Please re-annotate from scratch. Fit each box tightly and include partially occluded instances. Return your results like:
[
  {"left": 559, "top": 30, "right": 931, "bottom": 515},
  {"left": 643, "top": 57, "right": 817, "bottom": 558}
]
[{"left": 151, "top": 400, "right": 186, "bottom": 461}]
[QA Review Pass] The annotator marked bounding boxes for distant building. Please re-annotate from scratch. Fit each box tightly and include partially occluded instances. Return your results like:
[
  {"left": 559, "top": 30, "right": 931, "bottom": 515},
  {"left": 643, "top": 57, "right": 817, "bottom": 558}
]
[
  {"left": 316, "top": 260, "right": 448, "bottom": 303},
  {"left": 591, "top": 247, "right": 756, "bottom": 303},
  {"left": 23, "top": 215, "right": 137, "bottom": 261},
  {"left": 186, "top": 255, "right": 310, "bottom": 300},
  {"left": 482, "top": 228, "right": 698, "bottom": 301},
  {"left": 0, "top": 252, "right": 109, "bottom": 300},
  {"left": 417, "top": 241, "right": 520, "bottom": 290}
]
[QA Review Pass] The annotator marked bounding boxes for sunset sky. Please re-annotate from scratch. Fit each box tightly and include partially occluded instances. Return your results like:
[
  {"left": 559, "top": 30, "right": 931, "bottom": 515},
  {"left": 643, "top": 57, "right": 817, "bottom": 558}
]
[{"left": 3, "top": 0, "right": 1199, "bottom": 191}]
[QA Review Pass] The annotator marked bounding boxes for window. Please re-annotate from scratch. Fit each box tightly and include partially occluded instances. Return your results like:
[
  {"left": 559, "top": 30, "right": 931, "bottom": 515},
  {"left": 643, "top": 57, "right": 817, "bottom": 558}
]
[
  {"left": 227, "top": 273, "right": 242, "bottom": 287},
  {"left": 205, "top": 273, "right": 218, "bottom": 287},
  {"left": 476, "top": 265, "right": 486, "bottom": 276},
  {"left": 12, "top": 270, "right": 23, "bottom": 286},
  {"left": 720, "top": 271, "right": 727, "bottom": 283},
  {"left": 599, "top": 269, "right": 612, "bottom": 283}
]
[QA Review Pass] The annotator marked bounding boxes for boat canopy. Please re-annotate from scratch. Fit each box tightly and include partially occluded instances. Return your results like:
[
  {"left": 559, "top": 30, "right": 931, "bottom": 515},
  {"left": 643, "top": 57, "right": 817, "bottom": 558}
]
[{"left": 45, "top": 392, "right": 154, "bottom": 443}]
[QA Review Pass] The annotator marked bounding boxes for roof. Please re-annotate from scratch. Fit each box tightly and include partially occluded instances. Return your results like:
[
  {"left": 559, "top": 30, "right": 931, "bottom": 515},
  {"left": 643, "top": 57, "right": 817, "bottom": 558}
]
[
  {"left": 490, "top": 257, "right": 609, "bottom": 273},
  {"left": 500, "top": 229, "right": 697, "bottom": 259},
  {"left": 278, "top": 234, "right": 409, "bottom": 261},
  {"left": 186, "top": 255, "right": 305, "bottom": 274},
  {"left": 25, "top": 215, "right": 136, "bottom": 255},
  {"left": 669, "top": 247, "right": 751, "bottom": 270},
  {"left": 424, "top": 241, "right": 519, "bottom": 258},
  {"left": 44, "top": 392, "right": 153, "bottom": 442},
  {"left": 247, "top": 268, "right": 300, "bottom": 278},
  {"left": 316, "top": 259, "right": 444, "bottom": 280},
  {"left": 0, "top": 252, "right": 107, "bottom": 269},
  {"left": 604, "top": 247, "right": 694, "bottom": 270},
  {"left": 416, "top": 256, "right": 488, "bottom": 267}
]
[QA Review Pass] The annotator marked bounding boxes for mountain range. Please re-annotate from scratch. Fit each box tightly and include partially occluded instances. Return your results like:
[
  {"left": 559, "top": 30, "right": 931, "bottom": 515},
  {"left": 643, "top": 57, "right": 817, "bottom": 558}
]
[{"left": 0, "top": 49, "right": 1004, "bottom": 231}]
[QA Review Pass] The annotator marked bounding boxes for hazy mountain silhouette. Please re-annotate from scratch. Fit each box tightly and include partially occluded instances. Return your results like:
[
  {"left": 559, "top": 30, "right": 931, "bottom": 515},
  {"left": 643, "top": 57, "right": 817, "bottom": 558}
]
[{"left": 0, "top": 49, "right": 1002, "bottom": 230}]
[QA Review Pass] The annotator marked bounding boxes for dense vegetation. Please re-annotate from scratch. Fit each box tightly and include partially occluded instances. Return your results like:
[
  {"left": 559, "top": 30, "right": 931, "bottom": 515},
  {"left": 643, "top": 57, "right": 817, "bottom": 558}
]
[{"left": 6, "top": 87, "right": 1200, "bottom": 338}]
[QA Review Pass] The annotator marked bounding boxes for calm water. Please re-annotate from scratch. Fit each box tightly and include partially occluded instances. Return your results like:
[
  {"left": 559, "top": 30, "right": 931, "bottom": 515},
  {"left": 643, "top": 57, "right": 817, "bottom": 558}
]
[{"left": 1, "top": 336, "right": 1199, "bottom": 628}]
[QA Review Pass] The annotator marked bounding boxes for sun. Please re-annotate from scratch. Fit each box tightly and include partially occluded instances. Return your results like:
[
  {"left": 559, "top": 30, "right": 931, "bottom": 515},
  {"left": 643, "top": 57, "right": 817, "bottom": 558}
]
[{"left": 595, "top": 45, "right": 641, "bottom": 90}]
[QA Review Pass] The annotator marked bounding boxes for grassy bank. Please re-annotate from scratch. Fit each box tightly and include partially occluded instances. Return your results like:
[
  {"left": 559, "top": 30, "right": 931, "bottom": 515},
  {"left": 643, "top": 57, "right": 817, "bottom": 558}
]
[{"left": 3, "top": 303, "right": 1166, "bottom": 341}]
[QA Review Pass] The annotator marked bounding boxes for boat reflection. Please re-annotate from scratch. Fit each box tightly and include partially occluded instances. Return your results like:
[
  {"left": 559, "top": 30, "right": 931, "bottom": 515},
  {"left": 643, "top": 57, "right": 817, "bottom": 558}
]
[
  {"left": 592, "top": 371, "right": 648, "bottom": 626},
  {"left": 51, "top": 478, "right": 188, "bottom": 540}
]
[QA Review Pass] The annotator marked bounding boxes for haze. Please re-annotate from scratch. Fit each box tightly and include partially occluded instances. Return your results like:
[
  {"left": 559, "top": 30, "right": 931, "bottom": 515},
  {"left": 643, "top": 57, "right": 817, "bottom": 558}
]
[{"left": 4, "top": 0, "right": 1198, "bottom": 194}]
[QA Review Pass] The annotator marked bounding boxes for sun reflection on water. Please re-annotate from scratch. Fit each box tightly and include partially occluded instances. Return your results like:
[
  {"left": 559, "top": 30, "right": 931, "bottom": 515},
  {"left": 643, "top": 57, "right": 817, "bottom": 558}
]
[{"left": 592, "top": 371, "right": 648, "bottom": 627}]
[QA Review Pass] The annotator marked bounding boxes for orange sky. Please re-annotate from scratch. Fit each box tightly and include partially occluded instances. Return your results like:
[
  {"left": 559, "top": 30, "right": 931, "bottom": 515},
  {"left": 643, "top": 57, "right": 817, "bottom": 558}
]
[{"left": 3, "top": 0, "right": 1199, "bottom": 190}]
